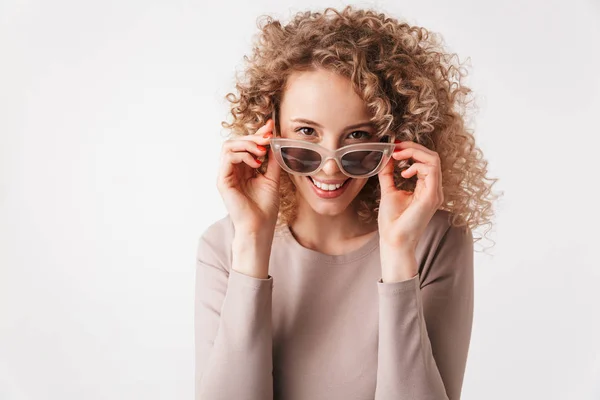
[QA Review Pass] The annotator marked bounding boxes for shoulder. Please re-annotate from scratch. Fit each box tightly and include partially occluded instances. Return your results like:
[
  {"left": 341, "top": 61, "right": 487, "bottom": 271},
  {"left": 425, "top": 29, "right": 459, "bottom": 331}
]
[
  {"left": 420, "top": 210, "right": 473, "bottom": 252},
  {"left": 417, "top": 210, "right": 474, "bottom": 283},
  {"left": 199, "top": 213, "right": 235, "bottom": 244},
  {"left": 196, "top": 214, "right": 235, "bottom": 270}
]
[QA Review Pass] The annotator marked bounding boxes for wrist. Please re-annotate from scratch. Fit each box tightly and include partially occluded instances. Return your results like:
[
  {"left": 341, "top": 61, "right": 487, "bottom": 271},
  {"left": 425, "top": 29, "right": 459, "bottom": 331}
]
[
  {"left": 231, "top": 231, "right": 274, "bottom": 279},
  {"left": 379, "top": 241, "right": 416, "bottom": 259},
  {"left": 233, "top": 229, "right": 274, "bottom": 250},
  {"left": 379, "top": 244, "right": 418, "bottom": 283}
]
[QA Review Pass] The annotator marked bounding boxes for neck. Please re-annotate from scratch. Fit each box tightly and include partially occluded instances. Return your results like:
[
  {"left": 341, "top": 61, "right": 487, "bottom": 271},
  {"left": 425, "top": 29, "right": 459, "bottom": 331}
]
[{"left": 289, "top": 197, "right": 378, "bottom": 252}]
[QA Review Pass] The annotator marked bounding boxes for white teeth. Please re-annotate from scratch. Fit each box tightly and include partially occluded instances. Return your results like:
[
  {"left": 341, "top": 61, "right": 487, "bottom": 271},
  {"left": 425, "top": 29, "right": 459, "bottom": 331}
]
[{"left": 310, "top": 177, "right": 346, "bottom": 191}]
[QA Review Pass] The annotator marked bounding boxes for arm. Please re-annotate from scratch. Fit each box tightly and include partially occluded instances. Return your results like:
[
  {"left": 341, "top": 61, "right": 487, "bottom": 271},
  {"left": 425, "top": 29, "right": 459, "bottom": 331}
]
[
  {"left": 375, "top": 224, "right": 475, "bottom": 400},
  {"left": 194, "top": 219, "right": 274, "bottom": 400}
]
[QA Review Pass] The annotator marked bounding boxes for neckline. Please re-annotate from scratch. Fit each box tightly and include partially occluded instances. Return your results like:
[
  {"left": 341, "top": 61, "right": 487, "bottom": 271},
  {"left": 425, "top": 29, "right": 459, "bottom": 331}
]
[{"left": 277, "top": 224, "right": 380, "bottom": 264}]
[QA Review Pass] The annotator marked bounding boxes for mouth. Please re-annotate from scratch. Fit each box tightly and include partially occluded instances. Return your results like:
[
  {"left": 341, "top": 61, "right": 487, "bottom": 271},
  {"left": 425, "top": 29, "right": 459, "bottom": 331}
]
[{"left": 306, "top": 176, "right": 352, "bottom": 198}]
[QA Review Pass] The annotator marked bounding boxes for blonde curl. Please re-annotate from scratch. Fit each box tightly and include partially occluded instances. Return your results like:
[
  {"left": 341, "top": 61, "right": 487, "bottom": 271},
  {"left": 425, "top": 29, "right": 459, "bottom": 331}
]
[{"left": 221, "top": 5, "right": 502, "bottom": 251}]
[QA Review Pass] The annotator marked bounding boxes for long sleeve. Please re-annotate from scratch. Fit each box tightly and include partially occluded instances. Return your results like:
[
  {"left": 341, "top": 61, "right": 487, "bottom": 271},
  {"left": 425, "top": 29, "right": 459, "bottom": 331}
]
[
  {"left": 374, "top": 224, "right": 474, "bottom": 400},
  {"left": 194, "top": 219, "right": 275, "bottom": 400}
]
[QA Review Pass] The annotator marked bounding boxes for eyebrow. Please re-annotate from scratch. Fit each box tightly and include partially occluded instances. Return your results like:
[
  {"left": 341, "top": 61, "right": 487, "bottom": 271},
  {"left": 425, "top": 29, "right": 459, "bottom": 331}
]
[{"left": 290, "top": 118, "right": 375, "bottom": 131}]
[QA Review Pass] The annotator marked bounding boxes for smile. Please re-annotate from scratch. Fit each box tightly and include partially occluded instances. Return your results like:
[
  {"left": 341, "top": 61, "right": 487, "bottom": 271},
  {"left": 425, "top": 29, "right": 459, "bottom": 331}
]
[
  {"left": 309, "top": 177, "right": 349, "bottom": 191},
  {"left": 306, "top": 176, "right": 351, "bottom": 199}
]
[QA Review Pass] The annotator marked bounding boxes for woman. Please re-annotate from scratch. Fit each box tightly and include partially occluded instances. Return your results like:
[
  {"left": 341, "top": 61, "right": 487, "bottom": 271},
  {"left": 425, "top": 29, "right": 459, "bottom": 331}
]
[{"left": 195, "top": 6, "right": 499, "bottom": 400}]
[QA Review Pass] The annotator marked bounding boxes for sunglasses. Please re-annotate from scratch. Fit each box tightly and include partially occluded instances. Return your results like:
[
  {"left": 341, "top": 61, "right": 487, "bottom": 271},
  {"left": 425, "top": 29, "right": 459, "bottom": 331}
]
[{"left": 268, "top": 109, "right": 396, "bottom": 178}]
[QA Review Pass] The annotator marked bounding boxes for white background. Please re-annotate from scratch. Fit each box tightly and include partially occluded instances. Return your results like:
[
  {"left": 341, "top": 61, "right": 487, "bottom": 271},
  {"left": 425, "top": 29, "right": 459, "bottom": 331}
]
[{"left": 1, "top": 0, "right": 599, "bottom": 399}]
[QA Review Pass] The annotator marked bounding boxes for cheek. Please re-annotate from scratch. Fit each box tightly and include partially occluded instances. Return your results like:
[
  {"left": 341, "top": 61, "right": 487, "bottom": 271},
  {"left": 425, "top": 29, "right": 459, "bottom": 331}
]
[
  {"left": 289, "top": 174, "right": 302, "bottom": 187},
  {"left": 288, "top": 174, "right": 307, "bottom": 192},
  {"left": 349, "top": 178, "right": 375, "bottom": 199},
  {"left": 350, "top": 178, "right": 370, "bottom": 192}
]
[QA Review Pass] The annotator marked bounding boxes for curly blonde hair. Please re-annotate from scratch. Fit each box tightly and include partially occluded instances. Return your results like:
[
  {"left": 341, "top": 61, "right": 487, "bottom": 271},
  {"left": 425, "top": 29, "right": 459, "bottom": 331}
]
[{"left": 221, "top": 5, "right": 502, "bottom": 250}]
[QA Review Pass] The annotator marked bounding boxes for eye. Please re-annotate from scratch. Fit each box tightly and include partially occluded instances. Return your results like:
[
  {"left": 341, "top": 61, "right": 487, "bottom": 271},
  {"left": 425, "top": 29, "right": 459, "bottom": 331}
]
[
  {"left": 295, "top": 127, "right": 316, "bottom": 137},
  {"left": 347, "top": 131, "right": 372, "bottom": 140}
]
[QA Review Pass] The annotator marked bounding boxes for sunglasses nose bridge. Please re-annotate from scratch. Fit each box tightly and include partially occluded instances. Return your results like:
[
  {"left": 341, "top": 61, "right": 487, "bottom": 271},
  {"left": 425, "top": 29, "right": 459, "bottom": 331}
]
[{"left": 319, "top": 155, "right": 345, "bottom": 175}]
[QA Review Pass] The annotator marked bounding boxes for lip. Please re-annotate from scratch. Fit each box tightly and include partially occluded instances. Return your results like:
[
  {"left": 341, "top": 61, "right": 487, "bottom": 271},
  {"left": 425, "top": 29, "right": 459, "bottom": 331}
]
[
  {"left": 310, "top": 177, "right": 348, "bottom": 185},
  {"left": 306, "top": 176, "right": 351, "bottom": 199}
]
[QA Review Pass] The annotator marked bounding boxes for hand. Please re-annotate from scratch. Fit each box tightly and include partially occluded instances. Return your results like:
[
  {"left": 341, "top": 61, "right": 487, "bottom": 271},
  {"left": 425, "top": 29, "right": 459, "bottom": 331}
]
[
  {"left": 217, "top": 119, "right": 281, "bottom": 235},
  {"left": 376, "top": 140, "right": 444, "bottom": 280}
]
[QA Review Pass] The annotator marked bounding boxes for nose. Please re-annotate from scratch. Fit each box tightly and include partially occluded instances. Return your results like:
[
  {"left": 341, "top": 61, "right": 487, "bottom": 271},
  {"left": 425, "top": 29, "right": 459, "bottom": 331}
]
[{"left": 321, "top": 157, "right": 342, "bottom": 176}]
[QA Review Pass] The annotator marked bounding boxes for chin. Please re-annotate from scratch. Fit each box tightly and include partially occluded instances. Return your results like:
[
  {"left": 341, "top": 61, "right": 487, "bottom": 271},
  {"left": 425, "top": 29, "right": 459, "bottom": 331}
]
[{"left": 306, "top": 201, "right": 350, "bottom": 217}]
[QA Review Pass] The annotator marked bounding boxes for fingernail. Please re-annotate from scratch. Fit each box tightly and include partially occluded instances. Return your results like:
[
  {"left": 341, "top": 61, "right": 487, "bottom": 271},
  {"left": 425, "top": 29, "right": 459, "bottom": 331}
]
[
  {"left": 257, "top": 145, "right": 266, "bottom": 151},
  {"left": 394, "top": 139, "right": 402, "bottom": 144},
  {"left": 263, "top": 132, "right": 273, "bottom": 138}
]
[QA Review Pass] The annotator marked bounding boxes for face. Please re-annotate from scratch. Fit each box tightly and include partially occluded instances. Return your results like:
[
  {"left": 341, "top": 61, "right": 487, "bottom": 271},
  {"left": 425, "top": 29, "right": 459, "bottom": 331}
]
[{"left": 278, "top": 68, "right": 379, "bottom": 217}]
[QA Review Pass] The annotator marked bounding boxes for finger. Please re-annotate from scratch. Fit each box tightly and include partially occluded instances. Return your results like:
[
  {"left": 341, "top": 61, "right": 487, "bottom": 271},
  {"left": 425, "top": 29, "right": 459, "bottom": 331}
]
[
  {"left": 263, "top": 145, "right": 281, "bottom": 182},
  {"left": 223, "top": 139, "right": 268, "bottom": 157},
  {"left": 377, "top": 157, "right": 396, "bottom": 196},
  {"left": 218, "top": 150, "right": 262, "bottom": 186},
  {"left": 400, "top": 162, "right": 442, "bottom": 200},
  {"left": 227, "top": 150, "right": 263, "bottom": 167},
  {"left": 395, "top": 140, "right": 438, "bottom": 157},
  {"left": 402, "top": 162, "right": 444, "bottom": 207},
  {"left": 226, "top": 132, "right": 273, "bottom": 147},
  {"left": 224, "top": 120, "right": 274, "bottom": 147},
  {"left": 253, "top": 119, "right": 274, "bottom": 137},
  {"left": 392, "top": 147, "right": 440, "bottom": 166},
  {"left": 400, "top": 162, "right": 438, "bottom": 179}
]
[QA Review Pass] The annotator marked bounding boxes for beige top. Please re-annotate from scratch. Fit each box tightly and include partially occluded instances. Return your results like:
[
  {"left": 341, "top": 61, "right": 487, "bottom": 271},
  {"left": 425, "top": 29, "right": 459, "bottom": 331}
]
[{"left": 195, "top": 209, "right": 474, "bottom": 400}]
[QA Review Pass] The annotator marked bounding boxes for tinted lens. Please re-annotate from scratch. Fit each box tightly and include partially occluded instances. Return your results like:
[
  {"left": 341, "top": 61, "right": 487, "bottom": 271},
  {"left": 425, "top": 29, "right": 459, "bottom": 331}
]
[
  {"left": 341, "top": 150, "right": 384, "bottom": 175},
  {"left": 281, "top": 147, "right": 322, "bottom": 173}
]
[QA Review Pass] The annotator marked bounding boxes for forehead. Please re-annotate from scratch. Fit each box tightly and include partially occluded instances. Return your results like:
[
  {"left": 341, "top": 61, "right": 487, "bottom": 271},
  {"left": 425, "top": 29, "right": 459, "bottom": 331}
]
[{"left": 279, "top": 69, "right": 371, "bottom": 121}]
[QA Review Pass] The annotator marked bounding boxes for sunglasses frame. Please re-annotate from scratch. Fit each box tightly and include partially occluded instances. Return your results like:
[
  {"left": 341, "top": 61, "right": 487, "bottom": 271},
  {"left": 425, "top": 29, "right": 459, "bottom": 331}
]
[
  {"left": 269, "top": 138, "right": 396, "bottom": 178},
  {"left": 267, "top": 107, "right": 396, "bottom": 178}
]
